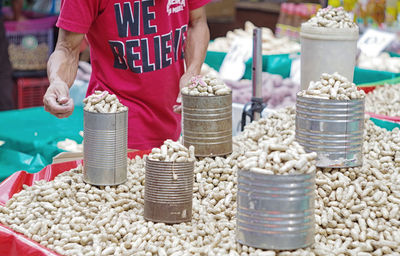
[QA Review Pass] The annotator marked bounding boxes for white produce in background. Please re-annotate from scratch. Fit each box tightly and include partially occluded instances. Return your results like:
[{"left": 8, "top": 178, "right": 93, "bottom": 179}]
[
  {"left": 200, "top": 63, "right": 300, "bottom": 109},
  {"left": 358, "top": 52, "right": 400, "bottom": 73},
  {"left": 57, "top": 131, "right": 84, "bottom": 152},
  {"left": 200, "top": 63, "right": 219, "bottom": 78},
  {"left": 208, "top": 21, "right": 300, "bottom": 55},
  {"left": 365, "top": 84, "right": 400, "bottom": 116},
  {"left": 57, "top": 139, "right": 83, "bottom": 153},
  {"left": 225, "top": 72, "right": 300, "bottom": 109},
  {"left": 75, "top": 61, "right": 92, "bottom": 82}
]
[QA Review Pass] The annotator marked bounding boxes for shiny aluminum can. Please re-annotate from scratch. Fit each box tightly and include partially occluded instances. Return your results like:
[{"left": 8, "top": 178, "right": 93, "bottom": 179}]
[
  {"left": 237, "top": 170, "right": 315, "bottom": 250},
  {"left": 296, "top": 96, "right": 364, "bottom": 168},
  {"left": 83, "top": 110, "right": 128, "bottom": 186}
]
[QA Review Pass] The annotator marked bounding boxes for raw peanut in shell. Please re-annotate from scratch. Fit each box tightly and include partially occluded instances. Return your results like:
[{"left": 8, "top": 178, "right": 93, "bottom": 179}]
[
  {"left": 365, "top": 84, "right": 400, "bottom": 116},
  {"left": 83, "top": 91, "right": 127, "bottom": 113},
  {"left": 148, "top": 140, "right": 195, "bottom": 162},
  {"left": 181, "top": 75, "right": 231, "bottom": 97},
  {"left": 304, "top": 6, "right": 357, "bottom": 29},
  {"left": 298, "top": 72, "right": 365, "bottom": 100}
]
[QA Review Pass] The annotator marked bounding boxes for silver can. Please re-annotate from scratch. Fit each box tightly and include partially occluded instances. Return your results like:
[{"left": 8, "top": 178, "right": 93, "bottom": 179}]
[
  {"left": 144, "top": 159, "right": 194, "bottom": 223},
  {"left": 182, "top": 94, "right": 232, "bottom": 157},
  {"left": 296, "top": 96, "right": 364, "bottom": 168},
  {"left": 237, "top": 170, "right": 315, "bottom": 250},
  {"left": 83, "top": 110, "right": 128, "bottom": 186}
]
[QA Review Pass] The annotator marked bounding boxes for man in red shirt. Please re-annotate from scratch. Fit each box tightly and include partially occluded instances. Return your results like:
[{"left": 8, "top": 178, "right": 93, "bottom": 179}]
[{"left": 43, "top": 0, "right": 210, "bottom": 150}]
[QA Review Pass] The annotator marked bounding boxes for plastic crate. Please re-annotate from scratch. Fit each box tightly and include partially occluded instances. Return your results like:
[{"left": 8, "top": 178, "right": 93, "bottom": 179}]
[
  {"left": 16, "top": 77, "right": 49, "bottom": 109},
  {"left": 4, "top": 8, "right": 57, "bottom": 71}
]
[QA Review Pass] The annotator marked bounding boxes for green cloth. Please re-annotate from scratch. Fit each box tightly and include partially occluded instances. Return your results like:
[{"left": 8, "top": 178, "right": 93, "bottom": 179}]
[
  {"left": 204, "top": 51, "right": 227, "bottom": 74},
  {"left": 205, "top": 51, "right": 296, "bottom": 80},
  {"left": 0, "top": 106, "right": 83, "bottom": 181},
  {"left": 353, "top": 52, "right": 400, "bottom": 85},
  {"left": 243, "top": 53, "right": 296, "bottom": 80},
  {"left": 370, "top": 118, "right": 400, "bottom": 131},
  {"left": 389, "top": 52, "right": 400, "bottom": 58},
  {"left": 353, "top": 67, "right": 400, "bottom": 85},
  {"left": 357, "top": 76, "right": 400, "bottom": 87}
]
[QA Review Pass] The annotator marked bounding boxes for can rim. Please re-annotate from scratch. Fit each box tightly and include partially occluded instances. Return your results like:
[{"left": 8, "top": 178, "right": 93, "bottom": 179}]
[
  {"left": 238, "top": 170, "right": 315, "bottom": 179},
  {"left": 181, "top": 92, "right": 232, "bottom": 98},
  {"left": 296, "top": 94, "right": 365, "bottom": 104},
  {"left": 146, "top": 158, "right": 195, "bottom": 166}
]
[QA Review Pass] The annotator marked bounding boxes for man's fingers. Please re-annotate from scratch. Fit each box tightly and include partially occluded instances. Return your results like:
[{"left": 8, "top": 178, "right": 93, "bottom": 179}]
[
  {"left": 42, "top": 81, "right": 74, "bottom": 119},
  {"left": 173, "top": 104, "right": 182, "bottom": 114},
  {"left": 176, "top": 95, "right": 182, "bottom": 104},
  {"left": 57, "top": 96, "right": 69, "bottom": 105},
  {"left": 55, "top": 112, "right": 73, "bottom": 119},
  {"left": 54, "top": 106, "right": 74, "bottom": 118},
  {"left": 44, "top": 95, "right": 74, "bottom": 115}
]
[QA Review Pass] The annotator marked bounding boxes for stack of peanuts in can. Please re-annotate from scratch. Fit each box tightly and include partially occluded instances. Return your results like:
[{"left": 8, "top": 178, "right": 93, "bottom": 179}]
[
  {"left": 298, "top": 72, "right": 366, "bottom": 100},
  {"left": 148, "top": 140, "right": 195, "bottom": 163},
  {"left": 83, "top": 91, "right": 128, "bottom": 113},
  {"left": 181, "top": 75, "right": 231, "bottom": 96}
]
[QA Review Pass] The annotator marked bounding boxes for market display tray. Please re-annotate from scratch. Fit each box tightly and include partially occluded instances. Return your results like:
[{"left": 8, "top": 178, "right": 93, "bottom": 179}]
[{"left": 0, "top": 150, "right": 150, "bottom": 256}]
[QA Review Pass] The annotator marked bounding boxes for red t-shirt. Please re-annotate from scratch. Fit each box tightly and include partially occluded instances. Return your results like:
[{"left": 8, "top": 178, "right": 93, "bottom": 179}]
[{"left": 57, "top": 0, "right": 210, "bottom": 150}]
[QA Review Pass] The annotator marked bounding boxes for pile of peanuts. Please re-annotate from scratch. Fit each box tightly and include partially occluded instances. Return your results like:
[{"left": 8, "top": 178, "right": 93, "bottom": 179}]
[
  {"left": 237, "top": 141, "right": 317, "bottom": 175},
  {"left": 181, "top": 75, "right": 231, "bottom": 96},
  {"left": 298, "top": 72, "right": 366, "bottom": 100},
  {"left": 83, "top": 91, "right": 128, "bottom": 113},
  {"left": 365, "top": 84, "right": 400, "bottom": 116},
  {"left": 304, "top": 6, "right": 357, "bottom": 29},
  {"left": 235, "top": 110, "right": 317, "bottom": 175},
  {"left": 148, "top": 140, "right": 195, "bottom": 162},
  {"left": 57, "top": 131, "right": 84, "bottom": 153},
  {"left": 0, "top": 107, "right": 399, "bottom": 255},
  {"left": 358, "top": 52, "right": 400, "bottom": 73}
]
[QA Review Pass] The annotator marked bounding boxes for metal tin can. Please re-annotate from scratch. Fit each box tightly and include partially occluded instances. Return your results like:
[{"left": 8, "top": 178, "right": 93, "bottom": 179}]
[
  {"left": 182, "top": 93, "right": 232, "bottom": 157},
  {"left": 237, "top": 170, "right": 315, "bottom": 250},
  {"left": 144, "top": 159, "right": 194, "bottom": 223},
  {"left": 83, "top": 110, "right": 128, "bottom": 186},
  {"left": 296, "top": 96, "right": 364, "bottom": 168}
]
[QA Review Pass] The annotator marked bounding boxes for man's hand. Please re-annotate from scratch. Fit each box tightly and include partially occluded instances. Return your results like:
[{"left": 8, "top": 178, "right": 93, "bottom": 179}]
[
  {"left": 45, "top": 28, "right": 84, "bottom": 118},
  {"left": 173, "top": 71, "right": 196, "bottom": 113},
  {"left": 43, "top": 82, "right": 74, "bottom": 118},
  {"left": 173, "top": 6, "right": 209, "bottom": 113}
]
